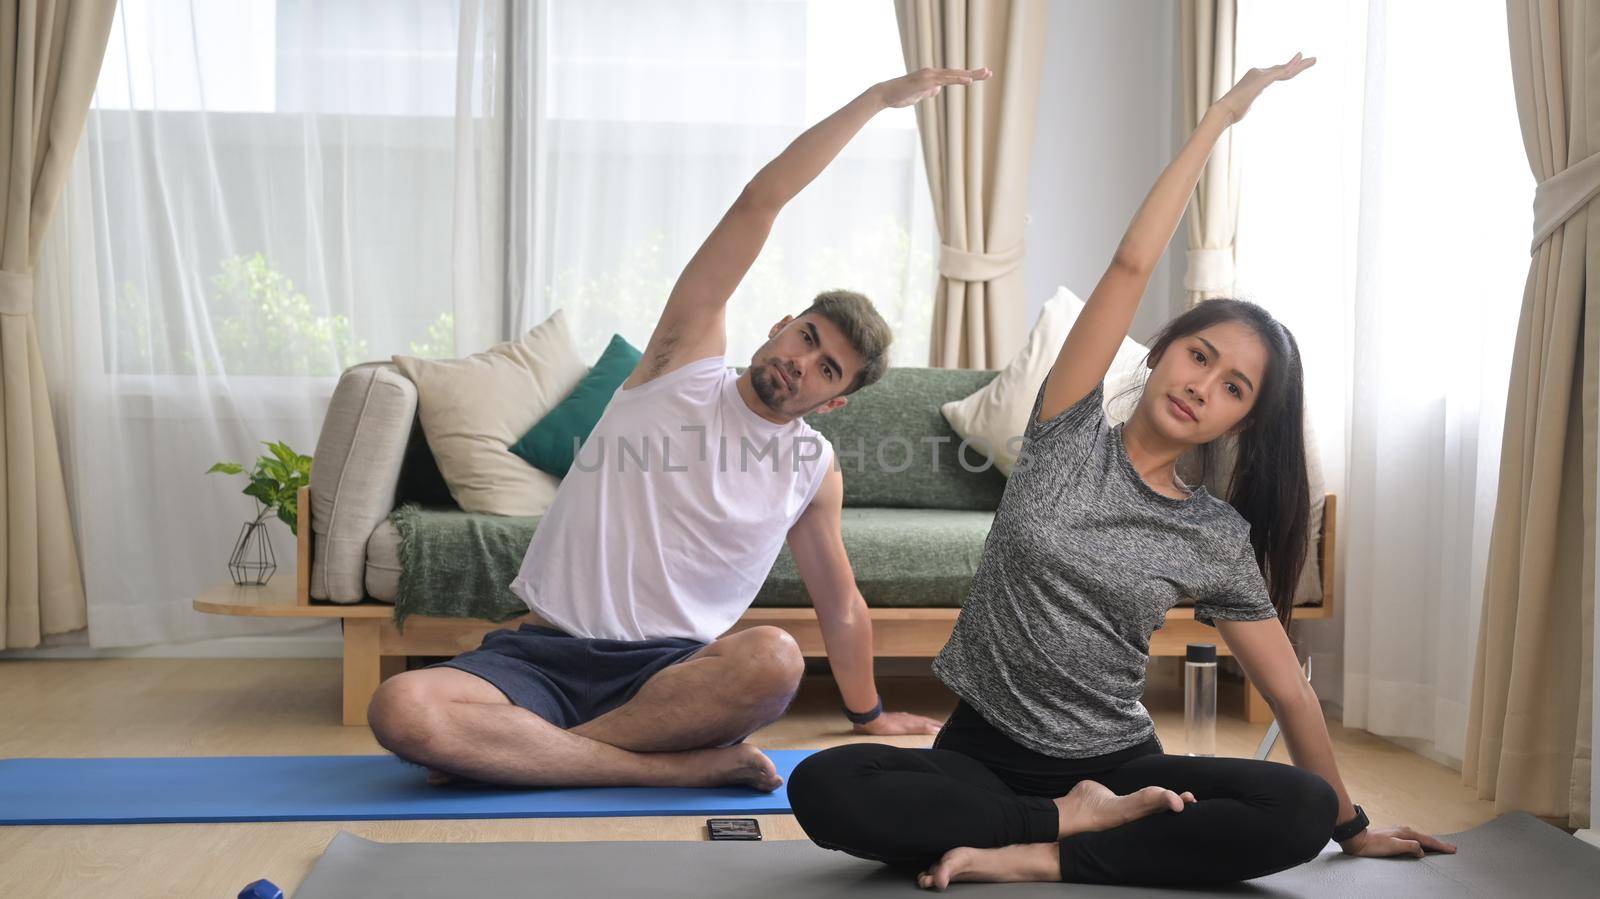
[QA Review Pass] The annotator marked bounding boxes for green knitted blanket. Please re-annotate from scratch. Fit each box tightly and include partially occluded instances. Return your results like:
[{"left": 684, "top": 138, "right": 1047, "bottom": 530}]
[
  {"left": 390, "top": 505, "right": 536, "bottom": 628},
  {"left": 390, "top": 502, "right": 988, "bottom": 630}
]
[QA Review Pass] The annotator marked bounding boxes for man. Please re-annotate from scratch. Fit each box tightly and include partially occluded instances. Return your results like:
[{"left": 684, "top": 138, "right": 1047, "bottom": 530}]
[{"left": 368, "top": 65, "right": 990, "bottom": 790}]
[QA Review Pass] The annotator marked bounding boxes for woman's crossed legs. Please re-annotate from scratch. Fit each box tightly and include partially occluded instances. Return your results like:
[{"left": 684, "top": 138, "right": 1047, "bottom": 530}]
[{"left": 789, "top": 743, "right": 1336, "bottom": 889}]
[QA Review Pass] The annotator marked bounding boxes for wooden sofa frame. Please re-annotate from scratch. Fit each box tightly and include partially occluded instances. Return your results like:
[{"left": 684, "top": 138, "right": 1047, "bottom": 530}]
[{"left": 195, "top": 487, "right": 1336, "bottom": 726}]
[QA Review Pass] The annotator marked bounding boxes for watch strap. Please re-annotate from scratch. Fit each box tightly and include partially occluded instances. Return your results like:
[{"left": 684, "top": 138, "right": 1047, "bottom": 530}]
[
  {"left": 1332, "top": 804, "right": 1369, "bottom": 843},
  {"left": 843, "top": 697, "right": 883, "bottom": 726}
]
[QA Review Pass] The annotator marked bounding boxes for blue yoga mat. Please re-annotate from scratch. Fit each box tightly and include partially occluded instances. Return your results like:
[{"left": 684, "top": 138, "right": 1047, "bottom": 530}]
[{"left": 0, "top": 750, "right": 814, "bottom": 825}]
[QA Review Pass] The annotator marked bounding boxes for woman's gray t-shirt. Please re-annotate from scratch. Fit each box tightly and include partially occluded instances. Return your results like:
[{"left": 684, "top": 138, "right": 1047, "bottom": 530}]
[{"left": 933, "top": 380, "right": 1278, "bottom": 758}]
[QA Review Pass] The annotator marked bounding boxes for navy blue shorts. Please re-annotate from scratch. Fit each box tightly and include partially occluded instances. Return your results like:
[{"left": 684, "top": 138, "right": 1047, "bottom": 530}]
[{"left": 433, "top": 624, "right": 705, "bottom": 728}]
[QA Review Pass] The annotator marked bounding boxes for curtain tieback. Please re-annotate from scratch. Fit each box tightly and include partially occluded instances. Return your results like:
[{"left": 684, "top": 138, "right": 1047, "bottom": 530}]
[
  {"left": 1532, "top": 151, "right": 1600, "bottom": 252},
  {"left": 1183, "top": 247, "right": 1235, "bottom": 293},
  {"left": 938, "top": 241, "right": 1025, "bottom": 282},
  {"left": 0, "top": 270, "right": 33, "bottom": 315}
]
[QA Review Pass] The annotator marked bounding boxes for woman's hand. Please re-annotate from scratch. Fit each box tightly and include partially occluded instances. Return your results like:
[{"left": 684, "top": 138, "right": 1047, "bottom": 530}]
[
  {"left": 875, "top": 66, "right": 992, "bottom": 109},
  {"left": 1214, "top": 52, "right": 1316, "bottom": 124},
  {"left": 1340, "top": 824, "right": 1458, "bottom": 858}
]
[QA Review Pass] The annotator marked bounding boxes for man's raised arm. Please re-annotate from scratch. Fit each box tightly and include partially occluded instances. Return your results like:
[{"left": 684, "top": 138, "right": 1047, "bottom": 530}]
[{"left": 624, "top": 66, "right": 990, "bottom": 388}]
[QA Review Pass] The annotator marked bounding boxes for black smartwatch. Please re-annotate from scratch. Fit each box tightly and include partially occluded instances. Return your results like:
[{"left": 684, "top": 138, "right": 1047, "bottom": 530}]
[
  {"left": 1331, "top": 804, "right": 1369, "bottom": 843},
  {"left": 843, "top": 697, "right": 883, "bottom": 726}
]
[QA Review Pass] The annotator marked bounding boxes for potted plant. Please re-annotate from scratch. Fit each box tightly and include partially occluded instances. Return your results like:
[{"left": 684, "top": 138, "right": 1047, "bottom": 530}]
[{"left": 208, "top": 441, "right": 312, "bottom": 586}]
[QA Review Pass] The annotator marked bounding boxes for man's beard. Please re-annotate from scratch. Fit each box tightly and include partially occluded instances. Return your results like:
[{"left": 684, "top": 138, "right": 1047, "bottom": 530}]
[{"left": 751, "top": 359, "right": 791, "bottom": 411}]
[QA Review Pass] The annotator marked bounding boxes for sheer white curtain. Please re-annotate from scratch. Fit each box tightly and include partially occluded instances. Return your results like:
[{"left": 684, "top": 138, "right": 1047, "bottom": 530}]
[
  {"left": 34, "top": 0, "right": 931, "bottom": 649},
  {"left": 516, "top": 0, "right": 936, "bottom": 365},
  {"left": 36, "top": 0, "right": 501, "bottom": 648},
  {"left": 1234, "top": 0, "right": 1531, "bottom": 763}
]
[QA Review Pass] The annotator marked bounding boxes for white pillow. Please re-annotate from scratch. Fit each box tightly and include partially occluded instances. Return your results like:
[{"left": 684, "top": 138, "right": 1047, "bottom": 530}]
[
  {"left": 941, "top": 286, "right": 1150, "bottom": 475},
  {"left": 393, "top": 310, "right": 588, "bottom": 516}
]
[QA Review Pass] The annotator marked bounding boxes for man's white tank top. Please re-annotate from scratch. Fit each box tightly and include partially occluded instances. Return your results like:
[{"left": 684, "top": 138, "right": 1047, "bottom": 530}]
[{"left": 510, "top": 355, "right": 835, "bottom": 643}]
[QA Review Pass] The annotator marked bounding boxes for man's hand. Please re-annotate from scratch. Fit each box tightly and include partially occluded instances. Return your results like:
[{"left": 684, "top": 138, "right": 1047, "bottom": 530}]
[
  {"left": 852, "top": 710, "right": 943, "bottom": 737},
  {"left": 1339, "top": 825, "right": 1458, "bottom": 859},
  {"left": 873, "top": 66, "right": 991, "bottom": 110}
]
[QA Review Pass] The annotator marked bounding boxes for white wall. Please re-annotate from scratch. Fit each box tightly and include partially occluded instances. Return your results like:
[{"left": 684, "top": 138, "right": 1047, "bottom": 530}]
[{"left": 1023, "top": 0, "right": 1188, "bottom": 343}]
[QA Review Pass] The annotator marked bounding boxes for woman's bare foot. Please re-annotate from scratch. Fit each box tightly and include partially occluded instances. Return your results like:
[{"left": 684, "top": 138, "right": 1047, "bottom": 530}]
[
  {"left": 426, "top": 768, "right": 454, "bottom": 787},
  {"left": 1054, "top": 780, "right": 1195, "bottom": 837},
  {"left": 917, "top": 844, "right": 1060, "bottom": 891}
]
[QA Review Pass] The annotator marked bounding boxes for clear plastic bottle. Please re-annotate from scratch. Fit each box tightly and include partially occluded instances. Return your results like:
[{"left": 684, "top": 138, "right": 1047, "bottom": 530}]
[{"left": 1185, "top": 643, "right": 1217, "bottom": 757}]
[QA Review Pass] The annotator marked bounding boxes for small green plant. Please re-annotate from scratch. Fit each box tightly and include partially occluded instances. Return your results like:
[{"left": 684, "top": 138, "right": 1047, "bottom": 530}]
[
  {"left": 208, "top": 441, "right": 313, "bottom": 534},
  {"left": 209, "top": 253, "right": 367, "bottom": 376},
  {"left": 408, "top": 311, "right": 455, "bottom": 358}
]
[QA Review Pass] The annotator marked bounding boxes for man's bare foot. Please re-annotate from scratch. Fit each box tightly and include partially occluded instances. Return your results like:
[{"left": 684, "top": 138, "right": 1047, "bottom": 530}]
[
  {"left": 421, "top": 744, "right": 780, "bottom": 792},
  {"left": 696, "top": 743, "right": 783, "bottom": 792},
  {"left": 1054, "top": 780, "right": 1195, "bottom": 837},
  {"left": 917, "top": 844, "right": 1060, "bottom": 891},
  {"left": 425, "top": 768, "right": 494, "bottom": 787}
]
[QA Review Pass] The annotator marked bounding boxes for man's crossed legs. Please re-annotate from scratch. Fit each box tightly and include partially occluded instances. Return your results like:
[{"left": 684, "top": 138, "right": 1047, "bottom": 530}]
[{"left": 367, "top": 624, "right": 805, "bottom": 790}]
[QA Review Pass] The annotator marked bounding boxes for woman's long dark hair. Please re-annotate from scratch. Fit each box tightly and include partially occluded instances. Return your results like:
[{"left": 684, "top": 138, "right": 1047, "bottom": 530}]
[{"left": 1141, "top": 299, "right": 1310, "bottom": 627}]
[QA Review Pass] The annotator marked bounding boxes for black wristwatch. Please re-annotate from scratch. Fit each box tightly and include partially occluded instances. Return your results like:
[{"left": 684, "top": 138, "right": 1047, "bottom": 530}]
[
  {"left": 1332, "top": 804, "right": 1369, "bottom": 843},
  {"left": 843, "top": 697, "right": 883, "bottom": 726}
]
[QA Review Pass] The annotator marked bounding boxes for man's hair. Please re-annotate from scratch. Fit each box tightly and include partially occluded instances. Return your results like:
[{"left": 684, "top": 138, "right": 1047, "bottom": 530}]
[{"left": 801, "top": 289, "right": 892, "bottom": 395}]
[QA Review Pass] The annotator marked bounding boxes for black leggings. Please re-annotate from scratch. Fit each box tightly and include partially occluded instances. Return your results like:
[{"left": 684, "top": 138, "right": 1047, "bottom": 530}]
[{"left": 788, "top": 702, "right": 1338, "bottom": 886}]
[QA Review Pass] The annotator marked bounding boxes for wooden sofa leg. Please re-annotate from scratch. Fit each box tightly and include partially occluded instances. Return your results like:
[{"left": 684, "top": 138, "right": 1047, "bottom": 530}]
[
  {"left": 1244, "top": 679, "right": 1272, "bottom": 724},
  {"left": 342, "top": 619, "right": 382, "bottom": 727}
]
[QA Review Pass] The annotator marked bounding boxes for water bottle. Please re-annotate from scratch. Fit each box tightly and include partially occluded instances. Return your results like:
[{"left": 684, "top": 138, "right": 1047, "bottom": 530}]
[{"left": 1184, "top": 643, "right": 1217, "bottom": 757}]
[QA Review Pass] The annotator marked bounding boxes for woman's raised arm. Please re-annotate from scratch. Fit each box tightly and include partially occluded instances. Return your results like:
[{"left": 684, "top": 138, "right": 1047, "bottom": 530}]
[{"left": 1036, "top": 53, "right": 1315, "bottom": 422}]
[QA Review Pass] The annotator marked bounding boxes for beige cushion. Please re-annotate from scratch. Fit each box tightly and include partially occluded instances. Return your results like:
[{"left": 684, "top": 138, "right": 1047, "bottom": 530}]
[
  {"left": 364, "top": 518, "right": 401, "bottom": 603},
  {"left": 941, "top": 286, "right": 1150, "bottom": 475},
  {"left": 308, "top": 363, "right": 418, "bottom": 603},
  {"left": 393, "top": 311, "right": 587, "bottom": 517}
]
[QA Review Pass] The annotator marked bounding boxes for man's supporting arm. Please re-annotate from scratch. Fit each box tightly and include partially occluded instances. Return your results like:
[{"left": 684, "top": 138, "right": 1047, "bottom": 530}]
[{"left": 787, "top": 468, "right": 942, "bottom": 736}]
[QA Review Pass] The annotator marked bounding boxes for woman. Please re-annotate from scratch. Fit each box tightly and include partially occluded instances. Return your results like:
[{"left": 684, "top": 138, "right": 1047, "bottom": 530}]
[{"left": 787, "top": 54, "right": 1457, "bottom": 890}]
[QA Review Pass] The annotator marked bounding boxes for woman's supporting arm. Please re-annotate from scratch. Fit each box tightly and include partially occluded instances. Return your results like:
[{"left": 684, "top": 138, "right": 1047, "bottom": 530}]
[
  {"left": 1037, "top": 53, "right": 1316, "bottom": 423},
  {"left": 1217, "top": 617, "right": 1458, "bottom": 859}
]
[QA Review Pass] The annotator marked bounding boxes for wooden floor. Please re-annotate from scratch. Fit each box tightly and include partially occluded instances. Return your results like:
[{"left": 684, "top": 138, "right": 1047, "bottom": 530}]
[{"left": 0, "top": 657, "right": 1496, "bottom": 898}]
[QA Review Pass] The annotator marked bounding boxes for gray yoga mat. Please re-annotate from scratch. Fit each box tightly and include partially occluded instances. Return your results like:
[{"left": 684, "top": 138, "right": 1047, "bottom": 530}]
[{"left": 294, "top": 812, "right": 1598, "bottom": 898}]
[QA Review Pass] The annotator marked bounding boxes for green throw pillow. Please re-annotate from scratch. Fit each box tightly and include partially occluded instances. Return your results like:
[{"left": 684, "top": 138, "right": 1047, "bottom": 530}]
[{"left": 510, "top": 334, "right": 642, "bottom": 477}]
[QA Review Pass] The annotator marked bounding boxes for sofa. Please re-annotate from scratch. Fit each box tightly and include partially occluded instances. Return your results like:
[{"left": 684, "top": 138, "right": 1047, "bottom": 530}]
[{"left": 296, "top": 361, "right": 1334, "bottom": 725}]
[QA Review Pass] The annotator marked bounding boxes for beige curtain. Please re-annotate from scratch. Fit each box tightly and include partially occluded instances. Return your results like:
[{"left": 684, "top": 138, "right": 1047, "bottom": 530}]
[
  {"left": 895, "top": 0, "right": 1047, "bottom": 370},
  {"left": 0, "top": 0, "right": 115, "bottom": 648},
  {"left": 1465, "top": 0, "right": 1596, "bottom": 828},
  {"left": 1179, "top": 0, "right": 1238, "bottom": 306}
]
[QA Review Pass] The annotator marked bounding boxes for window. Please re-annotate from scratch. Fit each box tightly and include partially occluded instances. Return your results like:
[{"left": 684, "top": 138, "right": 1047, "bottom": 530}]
[
  {"left": 87, "top": 0, "right": 934, "bottom": 380},
  {"left": 536, "top": 0, "right": 935, "bottom": 364}
]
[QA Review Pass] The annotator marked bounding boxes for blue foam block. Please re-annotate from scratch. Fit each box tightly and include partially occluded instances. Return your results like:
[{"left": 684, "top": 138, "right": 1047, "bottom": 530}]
[{"left": 0, "top": 751, "right": 815, "bottom": 825}]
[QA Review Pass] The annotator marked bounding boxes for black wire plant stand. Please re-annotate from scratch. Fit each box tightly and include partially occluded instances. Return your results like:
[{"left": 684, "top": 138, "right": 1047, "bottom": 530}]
[{"left": 227, "top": 502, "right": 279, "bottom": 586}]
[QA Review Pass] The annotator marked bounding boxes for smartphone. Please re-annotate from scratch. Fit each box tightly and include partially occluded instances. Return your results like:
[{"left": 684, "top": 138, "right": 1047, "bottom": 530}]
[{"left": 706, "top": 817, "right": 762, "bottom": 841}]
